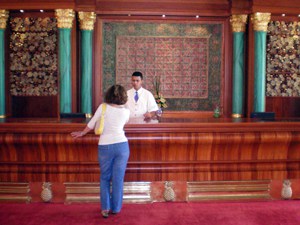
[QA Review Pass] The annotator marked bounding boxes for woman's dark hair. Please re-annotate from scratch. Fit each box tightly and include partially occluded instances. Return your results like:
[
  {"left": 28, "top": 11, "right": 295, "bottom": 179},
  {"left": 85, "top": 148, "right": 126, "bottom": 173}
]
[{"left": 104, "top": 84, "right": 128, "bottom": 105}]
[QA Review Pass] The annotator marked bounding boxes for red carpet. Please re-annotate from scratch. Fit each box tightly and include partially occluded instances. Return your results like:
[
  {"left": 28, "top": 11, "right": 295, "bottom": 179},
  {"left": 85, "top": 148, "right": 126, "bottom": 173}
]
[{"left": 0, "top": 201, "right": 300, "bottom": 225}]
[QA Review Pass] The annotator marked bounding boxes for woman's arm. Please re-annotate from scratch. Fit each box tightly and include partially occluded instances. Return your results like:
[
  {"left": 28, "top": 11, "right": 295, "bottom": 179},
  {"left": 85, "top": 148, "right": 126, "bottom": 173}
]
[{"left": 71, "top": 126, "right": 93, "bottom": 139}]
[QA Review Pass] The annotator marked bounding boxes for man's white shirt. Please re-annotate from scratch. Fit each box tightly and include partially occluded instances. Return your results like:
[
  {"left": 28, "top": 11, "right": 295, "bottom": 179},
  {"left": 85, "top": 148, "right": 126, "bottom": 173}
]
[{"left": 126, "top": 87, "right": 158, "bottom": 118}]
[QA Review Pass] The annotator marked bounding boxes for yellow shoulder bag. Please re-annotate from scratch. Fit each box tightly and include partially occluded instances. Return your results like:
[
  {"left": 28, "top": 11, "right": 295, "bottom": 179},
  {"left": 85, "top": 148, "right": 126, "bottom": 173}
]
[{"left": 94, "top": 103, "right": 107, "bottom": 135}]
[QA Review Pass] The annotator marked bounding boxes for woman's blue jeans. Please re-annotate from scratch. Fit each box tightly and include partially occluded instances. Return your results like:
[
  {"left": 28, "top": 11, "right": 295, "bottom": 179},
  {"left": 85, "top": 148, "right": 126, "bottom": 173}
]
[{"left": 98, "top": 141, "right": 129, "bottom": 213}]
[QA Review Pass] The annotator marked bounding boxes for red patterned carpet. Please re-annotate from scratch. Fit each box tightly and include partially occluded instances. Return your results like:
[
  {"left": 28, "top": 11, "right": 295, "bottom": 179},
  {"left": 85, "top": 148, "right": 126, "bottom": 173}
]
[{"left": 1, "top": 201, "right": 300, "bottom": 225}]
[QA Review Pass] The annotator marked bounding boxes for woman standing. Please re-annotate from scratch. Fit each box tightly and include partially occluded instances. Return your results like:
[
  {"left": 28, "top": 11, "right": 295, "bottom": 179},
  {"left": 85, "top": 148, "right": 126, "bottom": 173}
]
[{"left": 71, "top": 84, "right": 130, "bottom": 218}]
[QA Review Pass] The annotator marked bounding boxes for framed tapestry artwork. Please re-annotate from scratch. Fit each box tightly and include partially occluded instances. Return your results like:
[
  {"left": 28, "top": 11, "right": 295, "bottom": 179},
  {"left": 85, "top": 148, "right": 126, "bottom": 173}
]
[{"left": 102, "top": 21, "right": 224, "bottom": 111}]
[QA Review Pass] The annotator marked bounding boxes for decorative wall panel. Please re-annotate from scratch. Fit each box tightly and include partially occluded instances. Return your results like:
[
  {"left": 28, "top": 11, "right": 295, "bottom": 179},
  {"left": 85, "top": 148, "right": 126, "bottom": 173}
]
[
  {"left": 103, "top": 22, "right": 223, "bottom": 111},
  {"left": 116, "top": 36, "right": 209, "bottom": 99},
  {"left": 9, "top": 17, "right": 58, "bottom": 96},
  {"left": 266, "top": 21, "right": 300, "bottom": 97}
]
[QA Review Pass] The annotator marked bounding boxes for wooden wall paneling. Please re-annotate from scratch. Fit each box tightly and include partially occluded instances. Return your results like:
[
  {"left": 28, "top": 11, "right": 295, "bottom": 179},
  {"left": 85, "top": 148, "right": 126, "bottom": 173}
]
[
  {"left": 230, "top": 0, "right": 251, "bottom": 15},
  {"left": 252, "top": 0, "right": 300, "bottom": 15},
  {"left": 266, "top": 97, "right": 300, "bottom": 118},
  {"left": 95, "top": 0, "right": 231, "bottom": 16},
  {"left": 11, "top": 96, "right": 58, "bottom": 118},
  {"left": 75, "top": 0, "right": 96, "bottom": 11},
  {"left": 93, "top": 17, "right": 103, "bottom": 111},
  {"left": 2, "top": 121, "right": 300, "bottom": 183},
  {"left": 0, "top": 1, "right": 76, "bottom": 10},
  {"left": 223, "top": 17, "right": 232, "bottom": 117}
]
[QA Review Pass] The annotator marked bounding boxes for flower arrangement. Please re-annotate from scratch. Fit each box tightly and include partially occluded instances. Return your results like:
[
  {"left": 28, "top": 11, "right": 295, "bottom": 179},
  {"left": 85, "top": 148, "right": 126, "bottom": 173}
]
[
  {"left": 213, "top": 104, "right": 221, "bottom": 118},
  {"left": 153, "top": 77, "right": 167, "bottom": 109}
]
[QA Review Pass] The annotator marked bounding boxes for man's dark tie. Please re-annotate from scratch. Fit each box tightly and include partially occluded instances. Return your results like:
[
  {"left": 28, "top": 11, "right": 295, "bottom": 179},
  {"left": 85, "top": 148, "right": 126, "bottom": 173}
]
[{"left": 134, "top": 91, "right": 139, "bottom": 102}]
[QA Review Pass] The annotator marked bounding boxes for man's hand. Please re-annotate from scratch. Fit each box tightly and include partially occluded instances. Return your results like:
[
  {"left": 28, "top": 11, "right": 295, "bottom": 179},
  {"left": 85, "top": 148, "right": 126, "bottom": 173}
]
[{"left": 143, "top": 112, "right": 152, "bottom": 119}]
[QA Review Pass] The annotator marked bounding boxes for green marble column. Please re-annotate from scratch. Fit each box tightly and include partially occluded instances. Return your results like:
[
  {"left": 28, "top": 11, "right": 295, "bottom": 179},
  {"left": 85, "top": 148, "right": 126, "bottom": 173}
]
[
  {"left": 0, "top": 10, "right": 9, "bottom": 118},
  {"left": 230, "top": 15, "right": 248, "bottom": 118},
  {"left": 59, "top": 29, "right": 72, "bottom": 113},
  {"left": 55, "top": 9, "right": 75, "bottom": 113},
  {"left": 251, "top": 13, "right": 271, "bottom": 112},
  {"left": 78, "top": 12, "right": 96, "bottom": 118}
]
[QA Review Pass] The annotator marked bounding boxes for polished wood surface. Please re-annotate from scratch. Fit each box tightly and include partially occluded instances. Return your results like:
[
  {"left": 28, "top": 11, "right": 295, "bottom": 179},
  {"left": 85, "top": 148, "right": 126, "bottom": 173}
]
[
  {"left": 11, "top": 96, "right": 58, "bottom": 118},
  {"left": 266, "top": 97, "right": 300, "bottom": 118},
  {"left": 1, "top": 118, "right": 300, "bottom": 184}
]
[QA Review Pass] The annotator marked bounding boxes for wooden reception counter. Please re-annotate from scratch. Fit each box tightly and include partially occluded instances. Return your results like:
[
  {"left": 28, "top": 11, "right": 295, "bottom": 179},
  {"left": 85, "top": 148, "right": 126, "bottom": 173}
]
[{"left": 1, "top": 116, "right": 300, "bottom": 203}]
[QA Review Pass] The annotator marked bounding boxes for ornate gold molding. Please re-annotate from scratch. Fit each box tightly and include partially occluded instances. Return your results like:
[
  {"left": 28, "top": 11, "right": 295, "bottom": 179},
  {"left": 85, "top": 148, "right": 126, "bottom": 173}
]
[
  {"left": 251, "top": 12, "right": 271, "bottom": 32},
  {"left": 0, "top": 10, "right": 9, "bottom": 29},
  {"left": 232, "top": 113, "right": 243, "bottom": 118},
  {"left": 55, "top": 9, "right": 75, "bottom": 29},
  {"left": 230, "top": 15, "right": 248, "bottom": 32},
  {"left": 78, "top": 12, "right": 96, "bottom": 31}
]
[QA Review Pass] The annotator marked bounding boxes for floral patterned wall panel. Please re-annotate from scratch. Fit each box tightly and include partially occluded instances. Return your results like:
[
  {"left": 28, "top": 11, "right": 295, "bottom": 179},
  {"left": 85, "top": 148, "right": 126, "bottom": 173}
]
[
  {"left": 266, "top": 21, "right": 300, "bottom": 97},
  {"left": 9, "top": 17, "right": 58, "bottom": 96},
  {"left": 103, "top": 22, "right": 223, "bottom": 111},
  {"left": 116, "top": 36, "right": 209, "bottom": 99}
]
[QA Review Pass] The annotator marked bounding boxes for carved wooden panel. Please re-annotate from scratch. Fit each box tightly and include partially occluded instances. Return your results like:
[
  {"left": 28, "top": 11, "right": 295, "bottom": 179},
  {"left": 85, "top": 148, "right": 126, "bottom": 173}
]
[{"left": 1, "top": 121, "right": 300, "bottom": 183}]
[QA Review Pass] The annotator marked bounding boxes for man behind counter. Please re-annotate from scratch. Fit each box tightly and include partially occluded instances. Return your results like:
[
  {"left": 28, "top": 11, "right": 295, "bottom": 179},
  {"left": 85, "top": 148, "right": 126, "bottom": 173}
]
[{"left": 125, "top": 71, "right": 158, "bottom": 119}]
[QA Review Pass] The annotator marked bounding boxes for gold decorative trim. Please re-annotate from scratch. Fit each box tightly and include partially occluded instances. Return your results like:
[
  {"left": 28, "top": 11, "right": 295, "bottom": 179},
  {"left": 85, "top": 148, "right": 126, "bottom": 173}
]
[
  {"left": 230, "top": 15, "right": 248, "bottom": 32},
  {"left": 232, "top": 113, "right": 242, "bottom": 118},
  {"left": 78, "top": 12, "right": 96, "bottom": 31},
  {"left": 0, "top": 10, "right": 9, "bottom": 29},
  {"left": 64, "top": 182, "right": 152, "bottom": 203},
  {"left": 0, "top": 182, "right": 31, "bottom": 203},
  {"left": 251, "top": 12, "right": 271, "bottom": 32},
  {"left": 85, "top": 113, "right": 92, "bottom": 118},
  {"left": 187, "top": 180, "right": 271, "bottom": 201},
  {"left": 188, "top": 193, "right": 271, "bottom": 201},
  {"left": 55, "top": 9, "right": 75, "bottom": 29}
]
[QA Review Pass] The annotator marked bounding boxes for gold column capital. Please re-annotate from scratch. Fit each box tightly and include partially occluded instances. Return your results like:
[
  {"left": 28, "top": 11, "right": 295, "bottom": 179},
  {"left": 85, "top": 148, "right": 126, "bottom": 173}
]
[
  {"left": 251, "top": 12, "right": 271, "bottom": 32},
  {"left": 0, "top": 10, "right": 9, "bottom": 29},
  {"left": 78, "top": 12, "right": 96, "bottom": 31},
  {"left": 230, "top": 14, "right": 248, "bottom": 32},
  {"left": 55, "top": 9, "right": 75, "bottom": 29}
]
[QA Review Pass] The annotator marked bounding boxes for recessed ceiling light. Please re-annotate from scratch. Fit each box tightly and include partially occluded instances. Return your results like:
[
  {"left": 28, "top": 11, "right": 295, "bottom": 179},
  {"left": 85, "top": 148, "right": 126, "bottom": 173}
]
[
  {"left": 282, "top": 14, "right": 286, "bottom": 17},
  {"left": 40, "top": 10, "right": 44, "bottom": 13},
  {"left": 162, "top": 15, "right": 166, "bottom": 18},
  {"left": 20, "top": 10, "right": 24, "bottom": 13},
  {"left": 196, "top": 15, "right": 199, "bottom": 18}
]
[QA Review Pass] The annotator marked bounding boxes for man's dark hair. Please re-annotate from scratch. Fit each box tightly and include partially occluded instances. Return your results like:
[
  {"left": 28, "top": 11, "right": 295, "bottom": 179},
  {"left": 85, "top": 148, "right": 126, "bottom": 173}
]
[
  {"left": 105, "top": 84, "right": 128, "bottom": 105},
  {"left": 132, "top": 71, "right": 143, "bottom": 80}
]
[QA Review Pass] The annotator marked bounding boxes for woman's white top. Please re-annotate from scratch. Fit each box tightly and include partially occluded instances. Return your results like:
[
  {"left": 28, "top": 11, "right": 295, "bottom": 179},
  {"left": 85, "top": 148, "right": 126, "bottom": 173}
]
[
  {"left": 87, "top": 104, "right": 130, "bottom": 145},
  {"left": 126, "top": 87, "right": 158, "bottom": 118}
]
